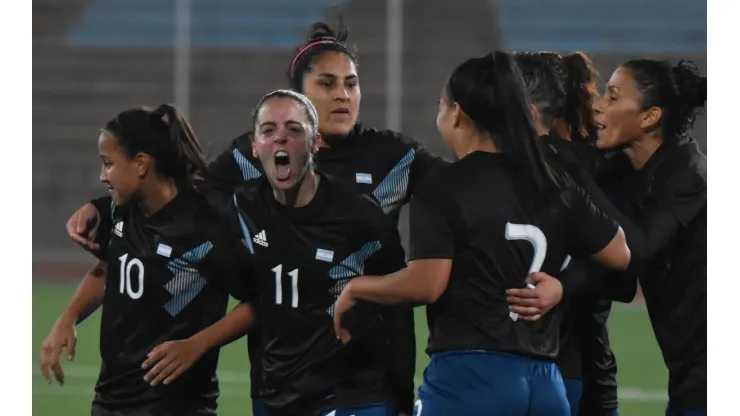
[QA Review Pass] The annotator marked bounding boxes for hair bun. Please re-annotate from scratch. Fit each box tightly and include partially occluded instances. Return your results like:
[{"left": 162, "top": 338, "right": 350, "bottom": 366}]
[
  {"left": 672, "top": 60, "right": 707, "bottom": 109},
  {"left": 306, "top": 13, "right": 349, "bottom": 44}
]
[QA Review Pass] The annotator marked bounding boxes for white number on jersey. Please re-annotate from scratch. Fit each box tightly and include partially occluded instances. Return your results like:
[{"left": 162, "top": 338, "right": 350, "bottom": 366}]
[
  {"left": 505, "top": 223, "right": 548, "bottom": 321},
  {"left": 272, "top": 264, "right": 299, "bottom": 308},
  {"left": 118, "top": 253, "right": 144, "bottom": 300}
]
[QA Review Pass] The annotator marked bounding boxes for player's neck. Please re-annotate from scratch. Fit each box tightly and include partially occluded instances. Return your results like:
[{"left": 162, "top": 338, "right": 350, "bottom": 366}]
[
  {"left": 138, "top": 179, "right": 179, "bottom": 217},
  {"left": 551, "top": 119, "right": 572, "bottom": 141},
  {"left": 273, "top": 170, "right": 320, "bottom": 208},
  {"left": 455, "top": 130, "right": 498, "bottom": 159},
  {"left": 625, "top": 131, "right": 663, "bottom": 170}
]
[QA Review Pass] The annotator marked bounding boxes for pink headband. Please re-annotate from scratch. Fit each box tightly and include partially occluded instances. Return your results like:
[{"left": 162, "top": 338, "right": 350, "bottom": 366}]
[{"left": 290, "top": 40, "right": 335, "bottom": 77}]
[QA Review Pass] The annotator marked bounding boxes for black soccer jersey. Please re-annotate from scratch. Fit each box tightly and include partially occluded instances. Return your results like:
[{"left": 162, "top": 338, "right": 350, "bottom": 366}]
[
  {"left": 226, "top": 173, "right": 406, "bottom": 415},
  {"left": 540, "top": 134, "right": 620, "bottom": 410},
  {"left": 90, "top": 192, "right": 247, "bottom": 415},
  {"left": 408, "top": 151, "right": 619, "bottom": 360},
  {"left": 89, "top": 123, "right": 446, "bottom": 413},
  {"left": 585, "top": 137, "right": 707, "bottom": 411}
]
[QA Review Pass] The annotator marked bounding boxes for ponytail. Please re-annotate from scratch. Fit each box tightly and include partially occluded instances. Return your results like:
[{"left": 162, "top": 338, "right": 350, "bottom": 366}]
[
  {"left": 103, "top": 104, "right": 207, "bottom": 192},
  {"left": 446, "top": 52, "right": 560, "bottom": 193},
  {"left": 541, "top": 51, "right": 600, "bottom": 140},
  {"left": 561, "top": 52, "right": 600, "bottom": 139},
  {"left": 150, "top": 104, "right": 207, "bottom": 191}
]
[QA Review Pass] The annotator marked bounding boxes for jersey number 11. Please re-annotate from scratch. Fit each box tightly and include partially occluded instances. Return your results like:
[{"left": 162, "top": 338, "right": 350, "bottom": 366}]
[{"left": 272, "top": 264, "right": 299, "bottom": 308}]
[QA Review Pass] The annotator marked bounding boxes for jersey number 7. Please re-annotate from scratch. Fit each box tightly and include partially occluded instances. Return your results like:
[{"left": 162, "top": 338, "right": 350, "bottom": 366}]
[{"left": 505, "top": 223, "right": 546, "bottom": 321}]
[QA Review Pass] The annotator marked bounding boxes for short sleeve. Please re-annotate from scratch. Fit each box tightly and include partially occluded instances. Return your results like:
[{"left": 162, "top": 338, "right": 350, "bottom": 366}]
[
  {"left": 566, "top": 183, "right": 619, "bottom": 257},
  {"left": 408, "top": 139, "right": 449, "bottom": 196},
  {"left": 408, "top": 179, "right": 457, "bottom": 261},
  {"left": 88, "top": 200, "right": 121, "bottom": 261}
]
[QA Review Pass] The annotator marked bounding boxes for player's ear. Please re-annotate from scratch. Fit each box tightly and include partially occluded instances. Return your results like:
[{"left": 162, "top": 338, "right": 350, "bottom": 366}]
[
  {"left": 251, "top": 140, "right": 257, "bottom": 159},
  {"left": 452, "top": 103, "right": 462, "bottom": 128},
  {"left": 134, "top": 152, "right": 151, "bottom": 178},
  {"left": 529, "top": 104, "right": 540, "bottom": 126},
  {"left": 312, "top": 133, "right": 322, "bottom": 154},
  {"left": 640, "top": 106, "right": 662, "bottom": 131}
]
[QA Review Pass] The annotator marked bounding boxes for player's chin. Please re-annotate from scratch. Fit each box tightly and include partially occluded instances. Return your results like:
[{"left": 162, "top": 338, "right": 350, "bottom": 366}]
[
  {"left": 108, "top": 189, "right": 126, "bottom": 205},
  {"left": 322, "top": 120, "right": 354, "bottom": 137},
  {"left": 595, "top": 129, "right": 618, "bottom": 149}
]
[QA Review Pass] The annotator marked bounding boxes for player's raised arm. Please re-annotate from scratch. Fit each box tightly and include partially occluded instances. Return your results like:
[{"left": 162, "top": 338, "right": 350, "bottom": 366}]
[{"left": 40, "top": 259, "right": 106, "bottom": 385}]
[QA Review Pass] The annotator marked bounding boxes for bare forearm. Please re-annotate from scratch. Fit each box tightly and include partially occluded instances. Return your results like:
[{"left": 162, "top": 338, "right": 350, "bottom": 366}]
[
  {"left": 348, "top": 268, "right": 435, "bottom": 305},
  {"left": 62, "top": 260, "right": 107, "bottom": 324},
  {"left": 190, "top": 302, "right": 256, "bottom": 351}
]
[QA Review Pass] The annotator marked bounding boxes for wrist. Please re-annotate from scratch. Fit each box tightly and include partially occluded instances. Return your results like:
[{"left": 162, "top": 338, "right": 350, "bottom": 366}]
[
  {"left": 188, "top": 331, "right": 212, "bottom": 354},
  {"left": 58, "top": 310, "right": 78, "bottom": 327}
]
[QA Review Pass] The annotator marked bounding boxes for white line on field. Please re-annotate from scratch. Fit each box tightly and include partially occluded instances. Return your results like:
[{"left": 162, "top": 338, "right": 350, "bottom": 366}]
[{"left": 31, "top": 364, "right": 667, "bottom": 403}]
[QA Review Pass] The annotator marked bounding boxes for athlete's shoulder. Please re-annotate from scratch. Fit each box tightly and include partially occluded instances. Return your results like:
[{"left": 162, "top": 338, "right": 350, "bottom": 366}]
[{"left": 356, "top": 125, "right": 420, "bottom": 151}]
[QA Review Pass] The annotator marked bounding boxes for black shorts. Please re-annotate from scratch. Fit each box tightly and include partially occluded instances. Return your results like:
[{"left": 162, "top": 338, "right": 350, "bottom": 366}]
[{"left": 91, "top": 395, "right": 217, "bottom": 416}]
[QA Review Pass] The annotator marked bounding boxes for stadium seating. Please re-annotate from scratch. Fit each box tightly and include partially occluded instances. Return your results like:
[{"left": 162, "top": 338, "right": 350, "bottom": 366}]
[
  {"left": 70, "top": 0, "right": 340, "bottom": 48},
  {"left": 496, "top": 0, "right": 706, "bottom": 53}
]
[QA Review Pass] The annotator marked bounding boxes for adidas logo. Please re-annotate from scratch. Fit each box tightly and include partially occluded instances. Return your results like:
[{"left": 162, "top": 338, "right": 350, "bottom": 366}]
[
  {"left": 252, "top": 230, "right": 268, "bottom": 248},
  {"left": 114, "top": 221, "right": 124, "bottom": 237}
]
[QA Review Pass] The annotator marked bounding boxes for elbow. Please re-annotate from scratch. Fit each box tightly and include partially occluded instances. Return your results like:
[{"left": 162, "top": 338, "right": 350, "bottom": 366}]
[
  {"left": 612, "top": 227, "right": 631, "bottom": 270},
  {"left": 419, "top": 285, "right": 445, "bottom": 304}
]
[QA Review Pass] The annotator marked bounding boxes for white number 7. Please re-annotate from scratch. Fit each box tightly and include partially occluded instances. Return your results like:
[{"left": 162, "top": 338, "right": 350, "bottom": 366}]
[{"left": 505, "top": 223, "right": 547, "bottom": 321}]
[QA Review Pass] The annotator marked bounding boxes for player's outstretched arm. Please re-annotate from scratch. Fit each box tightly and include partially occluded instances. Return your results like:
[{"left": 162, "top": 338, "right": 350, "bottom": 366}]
[
  {"left": 40, "top": 260, "right": 106, "bottom": 385},
  {"left": 333, "top": 259, "right": 452, "bottom": 343},
  {"left": 141, "top": 302, "right": 256, "bottom": 386}
]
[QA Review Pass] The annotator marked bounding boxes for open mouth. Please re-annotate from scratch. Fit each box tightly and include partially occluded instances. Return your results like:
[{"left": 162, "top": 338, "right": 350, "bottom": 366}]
[
  {"left": 274, "top": 150, "right": 291, "bottom": 181},
  {"left": 596, "top": 123, "right": 606, "bottom": 131}
]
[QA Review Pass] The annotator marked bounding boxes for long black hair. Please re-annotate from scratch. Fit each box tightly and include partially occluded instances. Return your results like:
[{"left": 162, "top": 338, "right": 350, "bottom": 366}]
[
  {"left": 512, "top": 51, "right": 566, "bottom": 129},
  {"left": 103, "top": 104, "right": 206, "bottom": 192},
  {"left": 620, "top": 59, "right": 706, "bottom": 141},
  {"left": 445, "top": 51, "right": 559, "bottom": 192},
  {"left": 540, "top": 51, "right": 600, "bottom": 140}
]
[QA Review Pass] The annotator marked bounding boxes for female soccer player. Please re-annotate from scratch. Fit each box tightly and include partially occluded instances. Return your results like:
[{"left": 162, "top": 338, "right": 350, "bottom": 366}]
[
  {"left": 146, "top": 89, "right": 406, "bottom": 416},
  {"left": 333, "top": 52, "right": 631, "bottom": 416},
  {"left": 65, "top": 19, "right": 445, "bottom": 416},
  {"left": 589, "top": 59, "right": 707, "bottom": 416},
  {"left": 512, "top": 51, "right": 622, "bottom": 416},
  {"left": 40, "top": 104, "right": 254, "bottom": 415}
]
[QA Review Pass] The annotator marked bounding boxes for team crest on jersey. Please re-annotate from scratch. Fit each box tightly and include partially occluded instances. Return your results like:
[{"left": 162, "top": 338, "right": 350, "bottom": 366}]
[
  {"left": 114, "top": 221, "right": 124, "bottom": 237},
  {"left": 253, "top": 230, "right": 268, "bottom": 248}
]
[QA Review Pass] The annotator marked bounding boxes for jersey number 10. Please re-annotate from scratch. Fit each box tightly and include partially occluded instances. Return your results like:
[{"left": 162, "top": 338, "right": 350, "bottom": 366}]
[
  {"left": 272, "top": 264, "right": 299, "bottom": 308},
  {"left": 118, "top": 253, "right": 145, "bottom": 300}
]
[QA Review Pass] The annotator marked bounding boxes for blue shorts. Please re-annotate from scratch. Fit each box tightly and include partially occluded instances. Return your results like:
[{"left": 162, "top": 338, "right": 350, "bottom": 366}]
[
  {"left": 320, "top": 402, "right": 391, "bottom": 416},
  {"left": 413, "top": 350, "right": 570, "bottom": 416},
  {"left": 254, "top": 399, "right": 390, "bottom": 416},
  {"left": 252, "top": 399, "right": 268, "bottom": 416},
  {"left": 665, "top": 404, "right": 706, "bottom": 416},
  {"left": 563, "top": 378, "right": 582, "bottom": 416}
]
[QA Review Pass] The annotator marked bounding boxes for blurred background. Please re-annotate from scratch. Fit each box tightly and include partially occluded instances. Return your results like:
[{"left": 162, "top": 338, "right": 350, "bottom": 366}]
[{"left": 32, "top": 0, "right": 706, "bottom": 414}]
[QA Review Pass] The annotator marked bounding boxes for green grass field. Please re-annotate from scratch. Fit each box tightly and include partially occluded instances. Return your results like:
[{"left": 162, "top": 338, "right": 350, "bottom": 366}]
[{"left": 32, "top": 284, "right": 668, "bottom": 415}]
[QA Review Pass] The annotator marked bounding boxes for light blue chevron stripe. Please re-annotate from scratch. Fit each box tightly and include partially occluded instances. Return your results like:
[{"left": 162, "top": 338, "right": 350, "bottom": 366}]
[
  {"left": 372, "top": 149, "right": 415, "bottom": 214},
  {"left": 326, "top": 240, "right": 382, "bottom": 316},
  {"left": 232, "top": 148, "right": 262, "bottom": 180},
  {"left": 163, "top": 241, "right": 214, "bottom": 317}
]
